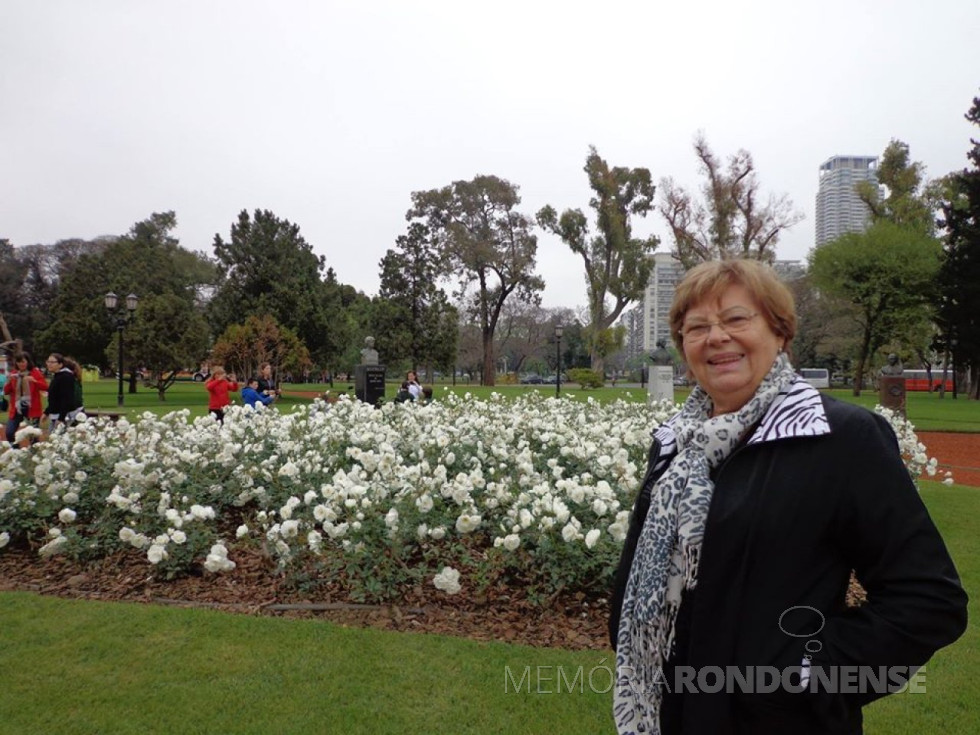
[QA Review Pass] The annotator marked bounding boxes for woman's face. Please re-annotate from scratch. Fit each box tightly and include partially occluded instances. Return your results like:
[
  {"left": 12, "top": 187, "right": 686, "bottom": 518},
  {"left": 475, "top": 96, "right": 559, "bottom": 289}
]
[
  {"left": 15, "top": 359, "right": 27, "bottom": 371},
  {"left": 681, "top": 284, "right": 784, "bottom": 415},
  {"left": 46, "top": 355, "right": 62, "bottom": 370}
]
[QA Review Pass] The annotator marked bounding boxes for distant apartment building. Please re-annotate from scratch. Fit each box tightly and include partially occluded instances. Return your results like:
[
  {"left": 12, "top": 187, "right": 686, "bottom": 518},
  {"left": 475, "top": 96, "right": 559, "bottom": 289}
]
[{"left": 815, "top": 155, "right": 878, "bottom": 246}]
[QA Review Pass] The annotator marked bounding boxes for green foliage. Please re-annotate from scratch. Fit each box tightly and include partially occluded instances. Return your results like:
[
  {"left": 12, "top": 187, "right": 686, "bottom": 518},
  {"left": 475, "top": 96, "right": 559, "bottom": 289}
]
[
  {"left": 209, "top": 209, "right": 350, "bottom": 368},
  {"left": 209, "top": 314, "right": 312, "bottom": 380},
  {"left": 537, "top": 147, "right": 659, "bottom": 374},
  {"left": 374, "top": 222, "right": 458, "bottom": 372},
  {"left": 809, "top": 221, "right": 942, "bottom": 393},
  {"left": 566, "top": 368, "right": 604, "bottom": 389},
  {"left": 408, "top": 175, "right": 544, "bottom": 385},
  {"left": 856, "top": 139, "right": 939, "bottom": 234},
  {"left": 105, "top": 293, "right": 210, "bottom": 400},
  {"left": 37, "top": 213, "right": 214, "bottom": 369},
  {"left": 937, "top": 95, "right": 980, "bottom": 399}
]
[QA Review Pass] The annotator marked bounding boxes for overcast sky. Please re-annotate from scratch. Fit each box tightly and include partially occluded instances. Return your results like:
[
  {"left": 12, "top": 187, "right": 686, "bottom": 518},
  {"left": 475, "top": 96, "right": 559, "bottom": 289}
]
[{"left": 3, "top": 1, "right": 978, "bottom": 310}]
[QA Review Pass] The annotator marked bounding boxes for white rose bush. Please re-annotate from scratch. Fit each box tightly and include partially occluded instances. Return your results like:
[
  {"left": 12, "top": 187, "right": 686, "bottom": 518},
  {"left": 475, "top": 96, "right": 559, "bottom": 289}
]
[
  {"left": 0, "top": 393, "right": 941, "bottom": 607},
  {"left": 0, "top": 394, "right": 675, "bottom": 603}
]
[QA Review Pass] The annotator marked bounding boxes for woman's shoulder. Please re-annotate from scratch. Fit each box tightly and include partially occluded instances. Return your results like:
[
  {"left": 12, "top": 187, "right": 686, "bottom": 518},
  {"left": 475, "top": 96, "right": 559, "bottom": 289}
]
[{"left": 819, "top": 393, "right": 895, "bottom": 439}]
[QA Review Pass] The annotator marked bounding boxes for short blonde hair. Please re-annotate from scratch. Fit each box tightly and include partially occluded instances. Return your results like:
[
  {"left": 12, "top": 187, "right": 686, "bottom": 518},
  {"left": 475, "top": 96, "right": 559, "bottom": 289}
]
[{"left": 669, "top": 259, "right": 796, "bottom": 354}]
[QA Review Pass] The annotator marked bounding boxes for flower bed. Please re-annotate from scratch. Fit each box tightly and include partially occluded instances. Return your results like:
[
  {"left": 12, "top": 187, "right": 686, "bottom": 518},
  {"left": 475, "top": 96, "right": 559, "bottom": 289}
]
[{"left": 0, "top": 394, "right": 941, "bottom": 607}]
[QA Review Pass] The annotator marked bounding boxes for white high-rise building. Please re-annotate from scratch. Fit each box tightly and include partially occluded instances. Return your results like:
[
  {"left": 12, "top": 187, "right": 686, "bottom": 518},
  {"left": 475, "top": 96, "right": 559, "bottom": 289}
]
[{"left": 815, "top": 155, "right": 878, "bottom": 246}]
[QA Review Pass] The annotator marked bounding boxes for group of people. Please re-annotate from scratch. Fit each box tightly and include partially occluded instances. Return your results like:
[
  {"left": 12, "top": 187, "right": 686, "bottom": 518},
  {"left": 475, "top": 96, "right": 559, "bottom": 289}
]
[
  {"left": 394, "top": 370, "right": 431, "bottom": 403},
  {"left": 204, "top": 361, "right": 280, "bottom": 422},
  {"left": 2, "top": 352, "right": 84, "bottom": 447}
]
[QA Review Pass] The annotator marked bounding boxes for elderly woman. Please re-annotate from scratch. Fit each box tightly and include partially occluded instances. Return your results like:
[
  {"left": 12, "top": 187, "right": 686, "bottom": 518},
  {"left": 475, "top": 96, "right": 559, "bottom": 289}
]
[{"left": 610, "top": 260, "right": 967, "bottom": 734}]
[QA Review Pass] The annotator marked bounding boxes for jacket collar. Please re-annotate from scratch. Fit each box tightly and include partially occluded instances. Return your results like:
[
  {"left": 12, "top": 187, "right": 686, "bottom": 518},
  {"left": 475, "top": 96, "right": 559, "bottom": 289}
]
[{"left": 654, "top": 377, "right": 831, "bottom": 455}]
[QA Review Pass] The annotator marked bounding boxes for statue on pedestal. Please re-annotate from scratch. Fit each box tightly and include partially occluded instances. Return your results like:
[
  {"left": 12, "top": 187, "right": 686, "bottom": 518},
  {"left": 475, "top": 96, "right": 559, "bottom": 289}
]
[{"left": 360, "top": 336, "right": 379, "bottom": 366}]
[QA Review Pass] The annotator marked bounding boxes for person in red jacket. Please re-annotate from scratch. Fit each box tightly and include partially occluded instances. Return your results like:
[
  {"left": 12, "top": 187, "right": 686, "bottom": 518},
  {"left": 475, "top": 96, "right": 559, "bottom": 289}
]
[
  {"left": 205, "top": 366, "right": 238, "bottom": 423},
  {"left": 4, "top": 353, "right": 48, "bottom": 447}
]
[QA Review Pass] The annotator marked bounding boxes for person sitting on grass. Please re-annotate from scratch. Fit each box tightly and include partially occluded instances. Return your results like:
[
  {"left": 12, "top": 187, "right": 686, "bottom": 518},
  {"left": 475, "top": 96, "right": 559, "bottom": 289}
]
[
  {"left": 242, "top": 376, "right": 274, "bottom": 410},
  {"left": 394, "top": 381, "right": 414, "bottom": 403}
]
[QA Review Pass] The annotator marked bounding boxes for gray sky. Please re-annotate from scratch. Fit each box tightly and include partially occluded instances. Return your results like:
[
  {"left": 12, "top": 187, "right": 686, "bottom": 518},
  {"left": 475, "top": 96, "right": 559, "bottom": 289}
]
[{"left": 3, "top": 0, "right": 978, "bottom": 310}]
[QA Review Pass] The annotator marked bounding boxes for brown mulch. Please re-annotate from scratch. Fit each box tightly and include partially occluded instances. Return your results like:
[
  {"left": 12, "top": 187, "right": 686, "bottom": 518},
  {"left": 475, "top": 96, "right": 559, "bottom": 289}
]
[
  {"left": 919, "top": 431, "right": 980, "bottom": 488},
  {"left": 0, "top": 546, "right": 610, "bottom": 651}
]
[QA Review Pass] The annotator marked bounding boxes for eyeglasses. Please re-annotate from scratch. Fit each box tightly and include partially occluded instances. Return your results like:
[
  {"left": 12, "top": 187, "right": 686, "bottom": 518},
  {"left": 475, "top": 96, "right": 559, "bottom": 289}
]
[{"left": 682, "top": 309, "right": 760, "bottom": 343}]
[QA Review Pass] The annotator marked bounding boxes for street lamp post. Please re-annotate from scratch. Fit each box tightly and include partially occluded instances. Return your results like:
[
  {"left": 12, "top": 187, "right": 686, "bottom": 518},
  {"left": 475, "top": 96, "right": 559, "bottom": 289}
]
[
  {"left": 951, "top": 338, "right": 959, "bottom": 400},
  {"left": 555, "top": 324, "right": 563, "bottom": 398},
  {"left": 105, "top": 292, "right": 139, "bottom": 407}
]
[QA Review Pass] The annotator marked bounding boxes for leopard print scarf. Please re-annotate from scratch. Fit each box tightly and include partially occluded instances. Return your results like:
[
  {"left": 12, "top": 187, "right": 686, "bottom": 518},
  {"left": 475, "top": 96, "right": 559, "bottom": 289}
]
[{"left": 614, "top": 352, "right": 797, "bottom": 734}]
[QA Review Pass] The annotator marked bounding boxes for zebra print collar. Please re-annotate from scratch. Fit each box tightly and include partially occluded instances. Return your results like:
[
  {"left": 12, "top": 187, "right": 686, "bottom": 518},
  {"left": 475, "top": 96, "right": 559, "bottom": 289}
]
[{"left": 654, "top": 377, "right": 830, "bottom": 457}]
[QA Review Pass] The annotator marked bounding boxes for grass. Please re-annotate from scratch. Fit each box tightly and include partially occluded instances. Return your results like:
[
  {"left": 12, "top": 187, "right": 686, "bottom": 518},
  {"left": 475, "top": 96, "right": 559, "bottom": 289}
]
[
  {"left": 0, "top": 482, "right": 976, "bottom": 734},
  {"left": 77, "top": 377, "right": 980, "bottom": 431}
]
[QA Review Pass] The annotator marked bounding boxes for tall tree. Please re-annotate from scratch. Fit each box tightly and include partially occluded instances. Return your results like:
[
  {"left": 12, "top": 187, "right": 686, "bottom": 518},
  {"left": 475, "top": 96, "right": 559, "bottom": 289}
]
[
  {"left": 537, "top": 147, "right": 659, "bottom": 375},
  {"left": 38, "top": 212, "right": 214, "bottom": 369},
  {"left": 659, "top": 133, "right": 804, "bottom": 268},
  {"left": 809, "top": 221, "right": 941, "bottom": 395},
  {"left": 408, "top": 176, "right": 543, "bottom": 386},
  {"left": 856, "top": 139, "right": 939, "bottom": 234},
  {"left": 936, "top": 95, "right": 980, "bottom": 398},
  {"left": 374, "top": 222, "right": 458, "bottom": 375},
  {"left": 209, "top": 209, "right": 338, "bottom": 365}
]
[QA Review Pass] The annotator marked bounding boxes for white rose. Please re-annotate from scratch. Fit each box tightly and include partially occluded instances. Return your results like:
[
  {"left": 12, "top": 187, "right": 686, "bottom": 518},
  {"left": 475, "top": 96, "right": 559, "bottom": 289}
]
[
  {"left": 433, "top": 566, "right": 461, "bottom": 595},
  {"left": 58, "top": 508, "right": 77, "bottom": 524}
]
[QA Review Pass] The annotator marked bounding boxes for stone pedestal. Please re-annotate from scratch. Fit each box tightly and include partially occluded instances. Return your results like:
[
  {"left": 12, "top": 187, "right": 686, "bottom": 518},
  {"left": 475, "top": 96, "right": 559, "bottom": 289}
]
[
  {"left": 648, "top": 365, "right": 675, "bottom": 404},
  {"left": 879, "top": 375, "right": 906, "bottom": 416},
  {"left": 355, "top": 364, "right": 386, "bottom": 407}
]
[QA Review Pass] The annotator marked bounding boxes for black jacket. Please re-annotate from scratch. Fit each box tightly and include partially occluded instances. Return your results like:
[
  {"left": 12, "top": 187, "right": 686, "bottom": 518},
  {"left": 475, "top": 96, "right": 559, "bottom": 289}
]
[
  {"left": 44, "top": 368, "right": 81, "bottom": 420},
  {"left": 610, "top": 389, "right": 967, "bottom": 734}
]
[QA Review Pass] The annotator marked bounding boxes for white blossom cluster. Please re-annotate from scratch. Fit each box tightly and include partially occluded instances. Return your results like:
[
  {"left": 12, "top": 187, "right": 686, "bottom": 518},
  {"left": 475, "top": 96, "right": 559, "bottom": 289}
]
[
  {"left": 874, "top": 405, "right": 951, "bottom": 485},
  {"left": 0, "top": 394, "right": 673, "bottom": 596},
  {"left": 0, "top": 395, "right": 945, "bottom": 600}
]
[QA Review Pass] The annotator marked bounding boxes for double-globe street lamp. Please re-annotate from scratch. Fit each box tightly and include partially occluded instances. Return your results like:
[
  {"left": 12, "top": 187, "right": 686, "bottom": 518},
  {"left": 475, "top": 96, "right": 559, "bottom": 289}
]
[
  {"left": 555, "top": 324, "right": 563, "bottom": 398},
  {"left": 104, "top": 292, "right": 139, "bottom": 407}
]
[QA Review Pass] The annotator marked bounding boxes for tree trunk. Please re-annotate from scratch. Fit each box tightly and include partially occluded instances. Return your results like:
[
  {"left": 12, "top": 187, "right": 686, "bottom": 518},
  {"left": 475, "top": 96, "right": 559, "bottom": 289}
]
[
  {"left": 852, "top": 325, "right": 873, "bottom": 397},
  {"left": 591, "top": 355, "right": 605, "bottom": 378},
  {"left": 482, "top": 329, "right": 495, "bottom": 387},
  {"left": 129, "top": 371, "right": 138, "bottom": 394}
]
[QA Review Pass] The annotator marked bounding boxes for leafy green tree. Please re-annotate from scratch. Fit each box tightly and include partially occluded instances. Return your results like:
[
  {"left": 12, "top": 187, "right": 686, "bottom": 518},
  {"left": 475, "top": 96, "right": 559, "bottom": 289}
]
[
  {"left": 373, "top": 222, "right": 458, "bottom": 374},
  {"left": 659, "top": 133, "right": 804, "bottom": 268},
  {"left": 38, "top": 213, "right": 214, "bottom": 371},
  {"left": 857, "top": 139, "right": 939, "bottom": 234},
  {"left": 809, "top": 221, "right": 942, "bottom": 394},
  {"left": 105, "top": 293, "right": 210, "bottom": 401},
  {"left": 209, "top": 209, "right": 341, "bottom": 365},
  {"left": 210, "top": 314, "right": 312, "bottom": 381},
  {"left": 0, "top": 239, "right": 26, "bottom": 349},
  {"left": 408, "top": 176, "right": 544, "bottom": 386},
  {"left": 537, "top": 147, "right": 659, "bottom": 375},
  {"left": 937, "top": 95, "right": 980, "bottom": 398}
]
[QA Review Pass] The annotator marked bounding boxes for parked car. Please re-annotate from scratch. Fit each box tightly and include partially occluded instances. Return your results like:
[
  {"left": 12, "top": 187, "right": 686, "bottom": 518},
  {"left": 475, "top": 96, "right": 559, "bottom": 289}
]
[{"left": 520, "top": 374, "right": 543, "bottom": 384}]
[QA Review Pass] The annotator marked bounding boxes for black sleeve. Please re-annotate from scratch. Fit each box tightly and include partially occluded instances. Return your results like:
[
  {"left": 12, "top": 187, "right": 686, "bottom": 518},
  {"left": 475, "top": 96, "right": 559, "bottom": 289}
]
[{"left": 810, "top": 409, "right": 968, "bottom": 705}]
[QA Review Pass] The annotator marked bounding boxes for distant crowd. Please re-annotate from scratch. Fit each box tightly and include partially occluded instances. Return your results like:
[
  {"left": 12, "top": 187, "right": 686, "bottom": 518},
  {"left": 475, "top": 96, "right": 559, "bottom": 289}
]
[{"left": 3, "top": 351, "right": 84, "bottom": 447}]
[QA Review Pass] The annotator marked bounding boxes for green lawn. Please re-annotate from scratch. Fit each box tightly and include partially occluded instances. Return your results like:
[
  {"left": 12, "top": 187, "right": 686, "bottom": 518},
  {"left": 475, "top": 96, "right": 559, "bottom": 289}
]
[
  {"left": 0, "top": 482, "right": 976, "bottom": 735},
  {"left": 77, "top": 378, "right": 980, "bottom": 431}
]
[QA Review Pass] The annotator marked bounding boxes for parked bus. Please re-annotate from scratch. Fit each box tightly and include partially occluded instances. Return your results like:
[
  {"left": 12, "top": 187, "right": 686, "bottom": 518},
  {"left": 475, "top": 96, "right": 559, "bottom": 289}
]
[
  {"left": 903, "top": 369, "right": 954, "bottom": 392},
  {"left": 800, "top": 368, "right": 830, "bottom": 389}
]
